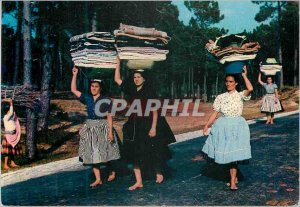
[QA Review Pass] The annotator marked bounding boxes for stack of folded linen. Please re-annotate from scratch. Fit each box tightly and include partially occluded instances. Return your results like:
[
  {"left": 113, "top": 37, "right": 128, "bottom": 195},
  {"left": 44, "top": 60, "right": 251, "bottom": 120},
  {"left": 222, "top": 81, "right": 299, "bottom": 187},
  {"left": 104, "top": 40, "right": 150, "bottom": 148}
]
[
  {"left": 69, "top": 32, "right": 117, "bottom": 69},
  {"left": 205, "top": 34, "right": 261, "bottom": 64},
  {"left": 114, "top": 23, "right": 170, "bottom": 69},
  {"left": 260, "top": 58, "right": 282, "bottom": 75}
]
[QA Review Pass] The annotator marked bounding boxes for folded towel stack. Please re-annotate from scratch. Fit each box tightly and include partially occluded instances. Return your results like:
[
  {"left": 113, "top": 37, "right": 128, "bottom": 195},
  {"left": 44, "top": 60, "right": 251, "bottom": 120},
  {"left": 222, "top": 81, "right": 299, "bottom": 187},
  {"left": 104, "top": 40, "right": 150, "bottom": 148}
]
[
  {"left": 114, "top": 23, "right": 170, "bottom": 69},
  {"left": 69, "top": 32, "right": 117, "bottom": 69},
  {"left": 205, "top": 34, "right": 260, "bottom": 64}
]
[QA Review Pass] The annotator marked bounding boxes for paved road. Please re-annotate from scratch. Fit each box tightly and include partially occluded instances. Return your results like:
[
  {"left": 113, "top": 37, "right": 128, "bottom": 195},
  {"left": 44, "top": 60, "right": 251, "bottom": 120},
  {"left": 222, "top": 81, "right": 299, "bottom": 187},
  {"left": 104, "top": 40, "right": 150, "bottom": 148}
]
[{"left": 1, "top": 114, "right": 299, "bottom": 206}]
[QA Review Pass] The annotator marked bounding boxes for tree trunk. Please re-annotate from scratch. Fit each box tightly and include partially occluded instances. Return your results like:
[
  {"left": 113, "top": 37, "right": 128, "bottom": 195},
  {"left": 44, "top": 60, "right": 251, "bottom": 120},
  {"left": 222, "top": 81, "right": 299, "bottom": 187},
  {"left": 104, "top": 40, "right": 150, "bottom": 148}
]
[
  {"left": 294, "top": 47, "right": 298, "bottom": 86},
  {"left": 172, "top": 79, "right": 175, "bottom": 99},
  {"left": 83, "top": 2, "right": 89, "bottom": 32},
  {"left": 23, "top": 1, "right": 37, "bottom": 160},
  {"left": 23, "top": 1, "right": 32, "bottom": 86},
  {"left": 188, "top": 67, "right": 191, "bottom": 98},
  {"left": 38, "top": 17, "right": 53, "bottom": 131},
  {"left": 92, "top": 11, "right": 97, "bottom": 32},
  {"left": 203, "top": 67, "right": 207, "bottom": 102},
  {"left": 277, "top": 1, "right": 283, "bottom": 88},
  {"left": 215, "top": 71, "right": 218, "bottom": 95},
  {"left": 191, "top": 67, "right": 194, "bottom": 98},
  {"left": 13, "top": 1, "right": 22, "bottom": 85}
]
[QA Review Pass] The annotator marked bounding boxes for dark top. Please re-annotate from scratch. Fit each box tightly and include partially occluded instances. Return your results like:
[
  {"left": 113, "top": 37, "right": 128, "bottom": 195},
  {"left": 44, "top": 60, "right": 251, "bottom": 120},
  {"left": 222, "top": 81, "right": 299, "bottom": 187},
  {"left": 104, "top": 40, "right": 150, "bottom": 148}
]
[
  {"left": 79, "top": 93, "right": 112, "bottom": 119},
  {"left": 120, "top": 78, "right": 157, "bottom": 117}
]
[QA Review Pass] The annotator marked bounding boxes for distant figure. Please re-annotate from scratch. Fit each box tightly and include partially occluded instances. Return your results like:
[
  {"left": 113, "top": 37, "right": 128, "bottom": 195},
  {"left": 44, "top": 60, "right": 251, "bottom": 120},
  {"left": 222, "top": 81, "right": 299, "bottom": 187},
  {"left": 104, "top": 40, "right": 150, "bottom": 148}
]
[
  {"left": 201, "top": 66, "right": 253, "bottom": 191},
  {"left": 71, "top": 66, "right": 121, "bottom": 188},
  {"left": 258, "top": 72, "right": 283, "bottom": 124},
  {"left": 1, "top": 99, "right": 23, "bottom": 170}
]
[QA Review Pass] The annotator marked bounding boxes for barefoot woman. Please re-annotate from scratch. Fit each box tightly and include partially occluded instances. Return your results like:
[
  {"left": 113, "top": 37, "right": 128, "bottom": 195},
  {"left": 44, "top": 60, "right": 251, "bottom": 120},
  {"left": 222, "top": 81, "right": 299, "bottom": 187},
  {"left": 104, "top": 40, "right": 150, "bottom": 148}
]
[
  {"left": 71, "top": 66, "right": 120, "bottom": 187},
  {"left": 201, "top": 65, "right": 253, "bottom": 190},
  {"left": 114, "top": 57, "right": 175, "bottom": 190}
]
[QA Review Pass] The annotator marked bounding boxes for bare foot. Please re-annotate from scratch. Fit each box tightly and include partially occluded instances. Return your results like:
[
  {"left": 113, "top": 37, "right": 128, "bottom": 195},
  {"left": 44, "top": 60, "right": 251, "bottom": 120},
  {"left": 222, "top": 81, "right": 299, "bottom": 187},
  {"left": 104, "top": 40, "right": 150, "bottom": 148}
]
[
  {"left": 107, "top": 171, "right": 116, "bottom": 182},
  {"left": 266, "top": 121, "right": 270, "bottom": 124},
  {"left": 191, "top": 155, "right": 204, "bottom": 161},
  {"left": 226, "top": 178, "right": 238, "bottom": 187},
  {"left": 230, "top": 185, "right": 238, "bottom": 191},
  {"left": 270, "top": 121, "right": 274, "bottom": 124},
  {"left": 156, "top": 174, "right": 164, "bottom": 184},
  {"left": 90, "top": 180, "right": 102, "bottom": 188},
  {"left": 10, "top": 162, "right": 19, "bottom": 168},
  {"left": 3, "top": 165, "right": 10, "bottom": 170},
  {"left": 128, "top": 182, "right": 143, "bottom": 191}
]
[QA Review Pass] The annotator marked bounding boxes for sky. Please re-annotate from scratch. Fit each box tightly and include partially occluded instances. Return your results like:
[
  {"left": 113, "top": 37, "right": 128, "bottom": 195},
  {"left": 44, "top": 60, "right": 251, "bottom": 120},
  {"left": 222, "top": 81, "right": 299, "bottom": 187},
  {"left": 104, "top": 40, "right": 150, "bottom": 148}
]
[
  {"left": 2, "top": 1, "right": 270, "bottom": 34},
  {"left": 172, "top": 0, "right": 270, "bottom": 34}
]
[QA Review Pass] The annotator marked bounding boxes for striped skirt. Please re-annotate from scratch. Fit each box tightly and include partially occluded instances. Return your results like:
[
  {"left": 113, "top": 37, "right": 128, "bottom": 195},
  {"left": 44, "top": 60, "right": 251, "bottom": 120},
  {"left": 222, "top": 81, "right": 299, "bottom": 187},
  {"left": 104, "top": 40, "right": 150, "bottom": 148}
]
[
  {"left": 78, "top": 119, "right": 120, "bottom": 165},
  {"left": 261, "top": 94, "right": 283, "bottom": 113}
]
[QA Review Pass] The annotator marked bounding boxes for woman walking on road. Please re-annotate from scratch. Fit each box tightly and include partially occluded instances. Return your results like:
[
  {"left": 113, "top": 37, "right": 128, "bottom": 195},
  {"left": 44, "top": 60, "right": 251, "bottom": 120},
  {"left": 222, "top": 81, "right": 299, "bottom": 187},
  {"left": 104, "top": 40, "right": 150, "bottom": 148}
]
[
  {"left": 114, "top": 57, "right": 175, "bottom": 191},
  {"left": 71, "top": 66, "right": 121, "bottom": 188},
  {"left": 201, "top": 65, "right": 253, "bottom": 191},
  {"left": 258, "top": 73, "right": 283, "bottom": 124}
]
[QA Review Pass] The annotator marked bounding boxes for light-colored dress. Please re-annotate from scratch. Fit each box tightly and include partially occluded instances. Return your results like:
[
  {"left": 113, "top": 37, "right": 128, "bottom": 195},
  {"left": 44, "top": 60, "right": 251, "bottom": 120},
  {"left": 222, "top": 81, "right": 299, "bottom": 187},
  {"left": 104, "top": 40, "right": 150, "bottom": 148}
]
[
  {"left": 202, "top": 90, "right": 252, "bottom": 164},
  {"left": 260, "top": 83, "right": 283, "bottom": 113}
]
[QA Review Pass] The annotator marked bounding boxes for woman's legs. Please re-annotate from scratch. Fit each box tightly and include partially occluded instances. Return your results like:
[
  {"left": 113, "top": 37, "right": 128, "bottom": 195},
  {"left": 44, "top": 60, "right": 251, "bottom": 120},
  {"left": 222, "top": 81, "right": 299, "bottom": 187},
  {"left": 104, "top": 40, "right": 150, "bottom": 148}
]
[
  {"left": 154, "top": 163, "right": 164, "bottom": 184},
  {"left": 229, "top": 164, "right": 238, "bottom": 190},
  {"left": 90, "top": 166, "right": 102, "bottom": 187},
  {"left": 3, "top": 156, "right": 10, "bottom": 170},
  {"left": 270, "top": 113, "right": 275, "bottom": 124},
  {"left": 10, "top": 154, "right": 19, "bottom": 168},
  {"left": 266, "top": 113, "right": 271, "bottom": 124},
  {"left": 129, "top": 166, "right": 143, "bottom": 190},
  {"left": 106, "top": 161, "right": 116, "bottom": 182},
  {"left": 156, "top": 172, "right": 164, "bottom": 184}
]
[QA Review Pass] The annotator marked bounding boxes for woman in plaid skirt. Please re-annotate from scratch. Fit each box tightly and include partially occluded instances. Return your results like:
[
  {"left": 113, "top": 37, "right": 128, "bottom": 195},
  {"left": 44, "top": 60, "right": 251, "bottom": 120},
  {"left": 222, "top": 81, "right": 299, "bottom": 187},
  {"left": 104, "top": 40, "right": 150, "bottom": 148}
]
[{"left": 2, "top": 99, "right": 23, "bottom": 170}]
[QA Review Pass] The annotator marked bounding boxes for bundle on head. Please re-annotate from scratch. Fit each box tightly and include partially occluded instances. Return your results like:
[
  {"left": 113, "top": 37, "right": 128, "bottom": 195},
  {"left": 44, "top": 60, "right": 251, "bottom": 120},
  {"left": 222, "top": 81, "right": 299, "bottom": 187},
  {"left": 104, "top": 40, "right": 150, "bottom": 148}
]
[{"left": 126, "top": 59, "right": 154, "bottom": 70}]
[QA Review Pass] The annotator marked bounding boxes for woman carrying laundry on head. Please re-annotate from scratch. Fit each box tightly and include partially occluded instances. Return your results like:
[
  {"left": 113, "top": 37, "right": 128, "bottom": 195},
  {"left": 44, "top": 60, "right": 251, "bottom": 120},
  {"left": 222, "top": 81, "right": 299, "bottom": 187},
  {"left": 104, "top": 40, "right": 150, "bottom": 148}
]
[
  {"left": 114, "top": 56, "right": 176, "bottom": 191},
  {"left": 71, "top": 65, "right": 121, "bottom": 188},
  {"left": 1, "top": 98, "right": 23, "bottom": 170},
  {"left": 258, "top": 72, "right": 283, "bottom": 124}
]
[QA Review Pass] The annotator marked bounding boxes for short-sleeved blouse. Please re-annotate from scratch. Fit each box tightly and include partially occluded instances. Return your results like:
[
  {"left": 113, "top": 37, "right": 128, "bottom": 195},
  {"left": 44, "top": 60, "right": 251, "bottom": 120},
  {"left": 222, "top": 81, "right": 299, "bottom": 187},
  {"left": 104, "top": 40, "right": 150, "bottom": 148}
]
[
  {"left": 79, "top": 93, "right": 112, "bottom": 119},
  {"left": 263, "top": 83, "right": 278, "bottom": 94},
  {"left": 213, "top": 90, "right": 251, "bottom": 117}
]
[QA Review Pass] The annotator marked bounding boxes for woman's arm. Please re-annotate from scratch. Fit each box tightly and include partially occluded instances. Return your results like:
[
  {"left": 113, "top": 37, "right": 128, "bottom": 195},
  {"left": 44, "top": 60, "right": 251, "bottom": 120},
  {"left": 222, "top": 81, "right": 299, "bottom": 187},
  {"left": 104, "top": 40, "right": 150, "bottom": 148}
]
[
  {"left": 149, "top": 110, "right": 158, "bottom": 138},
  {"left": 274, "top": 88, "right": 279, "bottom": 103},
  {"left": 8, "top": 99, "right": 14, "bottom": 117},
  {"left": 203, "top": 111, "right": 219, "bottom": 135},
  {"left": 242, "top": 65, "right": 253, "bottom": 97},
  {"left": 258, "top": 72, "right": 264, "bottom": 86},
  {"left": 71, "top": 66, "right": 81, "bottom": 98},
  {"left": 107, "top": 113, "right": 113, "bottom": 142},
  {"left": 114, "top": 56, "right": 123, "bottom": 86}
]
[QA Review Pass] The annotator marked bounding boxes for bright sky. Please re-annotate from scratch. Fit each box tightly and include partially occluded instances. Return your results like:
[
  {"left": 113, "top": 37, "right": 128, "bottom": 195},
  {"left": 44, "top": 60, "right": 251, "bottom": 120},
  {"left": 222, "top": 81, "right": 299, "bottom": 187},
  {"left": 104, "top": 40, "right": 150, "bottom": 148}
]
[{"left": 172, "top": 0, "right": 270, "bottom": 34}]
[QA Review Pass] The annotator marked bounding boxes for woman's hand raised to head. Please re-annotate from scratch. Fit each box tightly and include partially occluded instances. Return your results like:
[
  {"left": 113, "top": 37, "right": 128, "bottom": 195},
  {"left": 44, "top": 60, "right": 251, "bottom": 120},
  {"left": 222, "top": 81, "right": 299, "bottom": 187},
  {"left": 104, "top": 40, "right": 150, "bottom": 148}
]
[
  {"left": 242, "top": 65, "right": 247, "bottom": 76},
  {"left": 72, "top": 65, "right": 79, "bottom": 76}
]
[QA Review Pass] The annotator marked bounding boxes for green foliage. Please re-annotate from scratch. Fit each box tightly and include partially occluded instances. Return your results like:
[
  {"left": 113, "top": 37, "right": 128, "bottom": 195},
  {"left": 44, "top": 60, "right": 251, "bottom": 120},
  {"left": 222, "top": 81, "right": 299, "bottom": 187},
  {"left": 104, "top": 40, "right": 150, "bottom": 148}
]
[{"left": 1, "top": 1, "right": 298, "bottom": 100}]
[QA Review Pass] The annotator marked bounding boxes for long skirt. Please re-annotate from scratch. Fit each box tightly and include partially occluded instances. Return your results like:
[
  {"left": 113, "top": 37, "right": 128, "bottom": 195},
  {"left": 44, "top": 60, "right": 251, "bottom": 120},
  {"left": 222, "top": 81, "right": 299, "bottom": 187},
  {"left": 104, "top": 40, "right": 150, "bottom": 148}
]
[
  {"left": 261, "top": 94, "right": 283, "bottom": 113},
  {"left": 79, "top": 119, "right": 120, "bottom": 165},
  {"left": 122, "top": 116, "right": 176, "bottom": 179},
  {"left": 202, "top": 116, "right": 251, "bottom": 165}
]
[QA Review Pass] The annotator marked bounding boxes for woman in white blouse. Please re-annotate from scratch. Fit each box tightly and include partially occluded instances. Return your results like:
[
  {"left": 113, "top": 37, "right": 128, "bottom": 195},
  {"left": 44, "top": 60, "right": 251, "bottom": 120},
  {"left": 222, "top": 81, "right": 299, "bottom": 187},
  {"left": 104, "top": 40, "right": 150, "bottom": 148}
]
[{"left": 201, "top": 65, "right": 253, "bottom": 191}]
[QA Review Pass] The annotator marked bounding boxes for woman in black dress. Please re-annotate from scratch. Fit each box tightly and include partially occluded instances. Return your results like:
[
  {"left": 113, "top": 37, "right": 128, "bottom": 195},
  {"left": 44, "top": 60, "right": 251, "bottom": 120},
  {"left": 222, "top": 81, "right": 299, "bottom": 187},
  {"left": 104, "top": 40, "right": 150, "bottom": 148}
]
[{"left": 114, "top": 57, "right": 176, "bottom": 190}]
